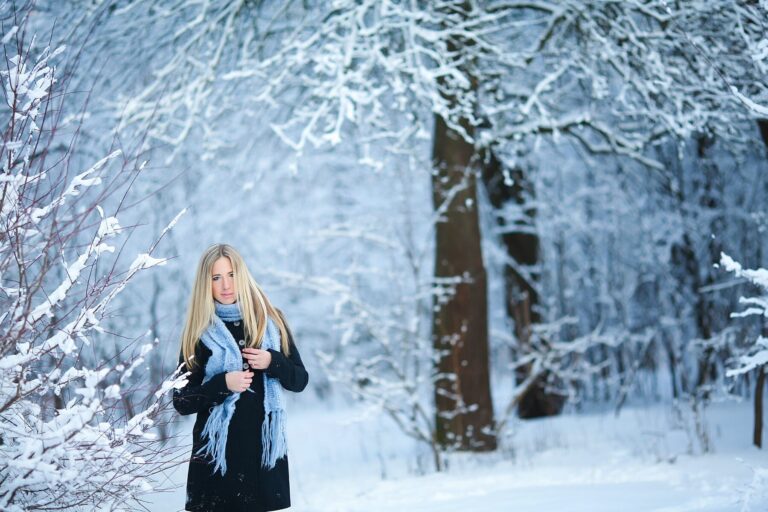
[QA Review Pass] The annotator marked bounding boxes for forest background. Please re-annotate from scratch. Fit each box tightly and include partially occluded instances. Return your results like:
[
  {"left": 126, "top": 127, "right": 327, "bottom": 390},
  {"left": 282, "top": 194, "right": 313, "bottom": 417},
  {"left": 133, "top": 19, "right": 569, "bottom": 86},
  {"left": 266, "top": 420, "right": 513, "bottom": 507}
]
[{"left": 2, "top": 1, "right": 768, "bottom": 510}]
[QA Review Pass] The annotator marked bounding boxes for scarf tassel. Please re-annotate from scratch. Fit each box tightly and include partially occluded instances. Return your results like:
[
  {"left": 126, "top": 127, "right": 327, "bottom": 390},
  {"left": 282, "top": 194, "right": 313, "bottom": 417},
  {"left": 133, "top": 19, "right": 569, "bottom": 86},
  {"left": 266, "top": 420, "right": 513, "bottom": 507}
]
[
  {"left": 196, "top": 393, "right": 239, "bottom": 475},
  {"left": 261, "top": 409, "right": 287, "bottom": 469}
]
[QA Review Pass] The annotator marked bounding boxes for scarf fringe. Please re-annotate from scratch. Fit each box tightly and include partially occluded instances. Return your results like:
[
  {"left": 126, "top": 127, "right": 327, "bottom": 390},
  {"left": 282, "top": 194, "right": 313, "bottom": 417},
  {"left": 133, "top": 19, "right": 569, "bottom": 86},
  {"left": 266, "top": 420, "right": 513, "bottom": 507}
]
[
  {"left": 261, "top": 409, "right": 287, "bottom": 469},
  {"left": 196, "top": 393, "right": 239, "bottom": 475}
]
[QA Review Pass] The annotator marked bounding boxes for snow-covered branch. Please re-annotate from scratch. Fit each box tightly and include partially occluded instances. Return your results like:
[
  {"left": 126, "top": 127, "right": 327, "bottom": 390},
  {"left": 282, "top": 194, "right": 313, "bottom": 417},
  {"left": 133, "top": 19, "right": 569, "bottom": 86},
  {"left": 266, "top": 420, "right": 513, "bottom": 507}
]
[
  {"left": 718, "top": 253, "right": 768, "bottom": 378},
  {"left": 0, "top": 6, "right": 185, "bottom": 510}
]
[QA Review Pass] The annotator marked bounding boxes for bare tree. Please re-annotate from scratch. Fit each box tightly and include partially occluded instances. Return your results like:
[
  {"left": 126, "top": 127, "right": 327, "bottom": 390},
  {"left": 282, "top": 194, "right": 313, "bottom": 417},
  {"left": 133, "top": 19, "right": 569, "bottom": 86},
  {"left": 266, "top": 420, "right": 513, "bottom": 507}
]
[{"left": 0, "top": 6, "right": 187, "bottom": 510}]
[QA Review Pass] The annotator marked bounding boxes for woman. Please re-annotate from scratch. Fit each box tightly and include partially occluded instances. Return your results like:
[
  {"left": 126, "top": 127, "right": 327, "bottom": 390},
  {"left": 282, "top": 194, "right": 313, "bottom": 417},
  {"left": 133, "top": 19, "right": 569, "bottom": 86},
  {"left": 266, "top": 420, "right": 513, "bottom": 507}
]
[{"left": 173, "top": 243, "right": 309, "bottom": 512}]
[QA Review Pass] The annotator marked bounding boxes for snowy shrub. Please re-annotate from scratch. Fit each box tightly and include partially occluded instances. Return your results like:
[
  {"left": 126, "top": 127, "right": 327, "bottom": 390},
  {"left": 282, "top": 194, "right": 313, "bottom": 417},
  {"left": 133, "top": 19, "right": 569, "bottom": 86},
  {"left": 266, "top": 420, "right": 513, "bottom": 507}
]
[{"left": 0, "top": 6, "right": 186, "bottom": 511}]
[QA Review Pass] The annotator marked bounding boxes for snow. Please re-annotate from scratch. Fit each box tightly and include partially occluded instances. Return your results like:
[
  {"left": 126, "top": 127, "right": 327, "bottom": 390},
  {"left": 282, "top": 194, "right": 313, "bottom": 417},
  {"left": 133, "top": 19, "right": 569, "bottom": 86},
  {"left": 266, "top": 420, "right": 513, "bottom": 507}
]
[
  {"left": 719, "top": 253, "right": 768, "bottom": 377},
  {"left": 141, "top": 399, "right": 768, "bottom": 511},
  {"left": 5, "top": 2, "right": 767, "bottom": 510},
  {"left": 731, "top": 87, "right": 768, "bottom": 117},
  {"left": 129, "top": 253, "right": 168, "bottom": 273}
]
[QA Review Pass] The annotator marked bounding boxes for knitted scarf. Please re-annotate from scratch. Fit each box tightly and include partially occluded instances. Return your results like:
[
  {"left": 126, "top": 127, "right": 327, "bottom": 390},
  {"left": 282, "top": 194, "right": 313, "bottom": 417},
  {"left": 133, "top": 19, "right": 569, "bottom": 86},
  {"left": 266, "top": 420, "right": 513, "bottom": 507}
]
[{"left": 196, "top": 301, "right": 287, "bottom": 475}]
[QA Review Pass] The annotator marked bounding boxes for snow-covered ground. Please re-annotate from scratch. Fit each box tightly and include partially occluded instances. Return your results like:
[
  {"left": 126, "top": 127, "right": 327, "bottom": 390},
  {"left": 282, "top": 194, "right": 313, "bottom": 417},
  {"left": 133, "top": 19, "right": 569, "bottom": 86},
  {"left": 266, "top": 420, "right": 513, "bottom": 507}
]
[{"left": 145, "top": 397, "right": 768, "bottom": 512}]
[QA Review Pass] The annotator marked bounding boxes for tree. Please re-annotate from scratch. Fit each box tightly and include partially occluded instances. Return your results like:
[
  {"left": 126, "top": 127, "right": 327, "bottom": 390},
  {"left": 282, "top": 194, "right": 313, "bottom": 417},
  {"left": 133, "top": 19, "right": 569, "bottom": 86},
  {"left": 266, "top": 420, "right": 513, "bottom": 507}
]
[{"left": 428, "top": 1, "right": 497, "bottom": 452}]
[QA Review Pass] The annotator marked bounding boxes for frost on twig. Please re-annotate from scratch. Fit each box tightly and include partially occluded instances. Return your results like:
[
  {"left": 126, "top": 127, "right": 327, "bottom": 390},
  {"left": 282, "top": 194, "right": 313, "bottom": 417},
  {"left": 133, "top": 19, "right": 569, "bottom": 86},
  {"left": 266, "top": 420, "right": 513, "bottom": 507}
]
[
  {"left": 0, "top": 7, "right": 185, "bottom": 511},
  {"left": 718, "top": 253, "right": 768, "bottom": 378}
]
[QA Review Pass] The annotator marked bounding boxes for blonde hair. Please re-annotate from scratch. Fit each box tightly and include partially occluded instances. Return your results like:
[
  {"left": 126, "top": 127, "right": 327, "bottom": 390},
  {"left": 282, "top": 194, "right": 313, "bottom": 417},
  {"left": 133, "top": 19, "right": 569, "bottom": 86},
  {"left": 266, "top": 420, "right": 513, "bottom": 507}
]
[{"left": 180, "top": 243, "right": 291, "bottom": 369}]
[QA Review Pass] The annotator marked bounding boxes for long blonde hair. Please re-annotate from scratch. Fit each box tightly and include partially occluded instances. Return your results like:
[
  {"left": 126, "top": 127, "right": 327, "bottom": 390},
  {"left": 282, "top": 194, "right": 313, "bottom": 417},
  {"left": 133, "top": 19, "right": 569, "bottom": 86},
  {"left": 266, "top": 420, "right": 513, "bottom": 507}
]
[{"left": 180, "top": 243, "right": 291, "bottom": 369}]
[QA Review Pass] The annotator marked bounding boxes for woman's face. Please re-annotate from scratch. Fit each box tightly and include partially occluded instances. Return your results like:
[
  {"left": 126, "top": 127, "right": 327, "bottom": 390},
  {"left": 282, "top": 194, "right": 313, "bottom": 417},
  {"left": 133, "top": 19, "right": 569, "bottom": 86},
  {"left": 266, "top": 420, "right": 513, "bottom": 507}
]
[{"left": 211, "top": 257, "right": 237, "bottom": 304}]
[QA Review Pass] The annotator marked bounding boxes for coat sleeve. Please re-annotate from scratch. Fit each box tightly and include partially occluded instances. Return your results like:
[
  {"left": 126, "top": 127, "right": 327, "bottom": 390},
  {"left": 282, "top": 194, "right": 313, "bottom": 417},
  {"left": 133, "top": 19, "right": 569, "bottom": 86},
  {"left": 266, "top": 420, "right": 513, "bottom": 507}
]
[
  {"left": 265, "top": 313, "right": 309, "bottom": 393},
  {"left": 172, "top": 343, "right": 233, "bottom": 416}
]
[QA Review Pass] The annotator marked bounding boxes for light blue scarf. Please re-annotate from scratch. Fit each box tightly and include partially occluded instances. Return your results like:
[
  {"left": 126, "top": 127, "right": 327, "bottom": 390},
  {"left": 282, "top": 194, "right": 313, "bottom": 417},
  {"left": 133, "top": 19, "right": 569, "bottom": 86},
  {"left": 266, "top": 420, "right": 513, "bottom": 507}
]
[{"left": 196, "top": 301, "right": 287, "bottom": 475}]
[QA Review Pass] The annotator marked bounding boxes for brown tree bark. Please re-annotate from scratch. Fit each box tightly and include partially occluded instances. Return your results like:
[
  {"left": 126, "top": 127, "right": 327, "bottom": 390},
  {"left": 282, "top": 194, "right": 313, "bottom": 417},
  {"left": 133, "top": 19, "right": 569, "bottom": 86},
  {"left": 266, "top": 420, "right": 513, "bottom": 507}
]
[
  {"left": 752, "top": 119, "right": 768, "bottom": 448},
  {"left": 480, "top": 150, "right": 565, "bottom": 418},
  {"left": 757, "top": 119, "right": 768, "bottom": 149},
  {"left": 755, "top": 365, "right": 765, "bottom": 448},
  {"left": 431, "top": 112, "right": 496, "bottom": 451},
  {"left": 755, "top": 119, "right": 768, "bottom": 449}
]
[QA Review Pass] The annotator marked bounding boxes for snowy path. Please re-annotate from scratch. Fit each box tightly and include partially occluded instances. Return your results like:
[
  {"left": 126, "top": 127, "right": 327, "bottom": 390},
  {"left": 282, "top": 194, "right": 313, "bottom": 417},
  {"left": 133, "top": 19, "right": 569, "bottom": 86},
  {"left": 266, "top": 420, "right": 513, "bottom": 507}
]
[{"left": 144, "top": 400, "right": 767, "bottom": 512}]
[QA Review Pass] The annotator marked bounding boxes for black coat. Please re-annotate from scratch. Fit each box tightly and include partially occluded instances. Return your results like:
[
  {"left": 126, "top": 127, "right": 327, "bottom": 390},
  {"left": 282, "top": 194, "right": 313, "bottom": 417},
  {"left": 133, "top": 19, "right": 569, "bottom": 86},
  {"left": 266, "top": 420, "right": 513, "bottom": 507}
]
[{"left": 173, "top": 316, "right": 309, "bottom": 512}]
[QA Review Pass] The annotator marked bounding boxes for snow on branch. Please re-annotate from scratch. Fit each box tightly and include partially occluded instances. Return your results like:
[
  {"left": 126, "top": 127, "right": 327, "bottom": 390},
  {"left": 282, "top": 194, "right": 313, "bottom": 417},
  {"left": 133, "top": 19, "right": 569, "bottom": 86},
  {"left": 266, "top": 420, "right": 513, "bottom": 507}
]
[
  {"left": 718, "top": 253, "right": 768, "bottom": 378},
  {"left": 0, "top": 7, "right": 186, "bottom": 510},
  {"left": 731, "top": 87, "right": 768, "bottom": 117},
  {"left": 106, "top": 0, "right": 504, "bottom": 158},
  {"left": 95, "top": 0, "right": 768, "bottom": 179}
]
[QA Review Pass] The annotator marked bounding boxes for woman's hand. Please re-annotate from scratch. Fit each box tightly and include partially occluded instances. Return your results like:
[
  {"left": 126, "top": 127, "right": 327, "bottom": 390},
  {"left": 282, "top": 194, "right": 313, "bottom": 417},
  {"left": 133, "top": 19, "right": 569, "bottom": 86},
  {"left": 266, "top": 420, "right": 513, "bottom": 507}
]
[
  {"left": 242, "top": 347, "right": 272, "bottom": 370},
  {"left": 225, "top": 370, "right": 253, "bottom": 392}
]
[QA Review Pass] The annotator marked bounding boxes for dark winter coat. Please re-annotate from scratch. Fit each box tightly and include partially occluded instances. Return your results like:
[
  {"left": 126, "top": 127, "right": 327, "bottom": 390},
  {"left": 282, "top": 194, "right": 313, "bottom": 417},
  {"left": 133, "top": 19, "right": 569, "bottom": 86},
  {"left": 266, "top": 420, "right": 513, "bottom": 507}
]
[{"left": 173, "top": 314, "right": 309, "bottom": 512}]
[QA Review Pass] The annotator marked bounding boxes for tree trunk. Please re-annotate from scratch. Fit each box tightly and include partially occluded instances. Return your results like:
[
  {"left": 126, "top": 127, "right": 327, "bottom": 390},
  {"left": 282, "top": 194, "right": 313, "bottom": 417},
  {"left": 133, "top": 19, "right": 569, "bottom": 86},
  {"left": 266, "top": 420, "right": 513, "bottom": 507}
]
[
  {"left": 755, "top": 119, "right": 768, "bottom": 449},
  {"left": 755, "top": 365, "right": 765, "bottom": 448},
  {"left": 757, "top": 119, "right": 768, "bottom": 150},
  {"left": 480, "top": 150, "right": 565, "bottom": 418},
  {"left": 431, "top": 113, "right": 496, "bottom": 451}
]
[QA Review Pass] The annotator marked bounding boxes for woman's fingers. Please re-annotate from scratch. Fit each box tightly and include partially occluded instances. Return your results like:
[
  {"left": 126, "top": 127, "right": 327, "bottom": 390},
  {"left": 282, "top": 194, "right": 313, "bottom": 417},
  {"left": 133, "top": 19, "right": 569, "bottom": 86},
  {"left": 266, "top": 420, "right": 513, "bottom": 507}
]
[
  {"left": 241, "top": 348, "right": 258, "bottom": 362},
  {"left": 241, "top": 348, "right": 271, "bottom": 369},
  {"left": 241, "top": 348, "right": 261, "bottom": 360},
  {"left": 226, "top": 370, "right": 253, "bottom": 392},
  {"left": 242, "top": 370, "right": 253, "bottom": 391},
  {"left": 241, "top": 348, "right": 268, "bottom": 355}
]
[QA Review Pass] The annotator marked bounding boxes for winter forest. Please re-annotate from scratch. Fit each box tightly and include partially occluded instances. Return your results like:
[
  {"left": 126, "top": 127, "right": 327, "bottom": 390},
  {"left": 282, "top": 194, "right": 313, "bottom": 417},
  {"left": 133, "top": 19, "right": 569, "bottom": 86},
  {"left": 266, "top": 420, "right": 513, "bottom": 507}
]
[{"left": 2, "top": 1, "right": 768, "bottom": 511}]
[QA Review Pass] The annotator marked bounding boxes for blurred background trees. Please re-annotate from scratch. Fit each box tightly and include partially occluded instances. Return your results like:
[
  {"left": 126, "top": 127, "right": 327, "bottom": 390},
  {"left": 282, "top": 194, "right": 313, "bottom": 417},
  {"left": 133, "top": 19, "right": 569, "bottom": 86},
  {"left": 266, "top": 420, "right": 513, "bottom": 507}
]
[{"left": 8, "top": 0, "right": 768, "bottom": 479}]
